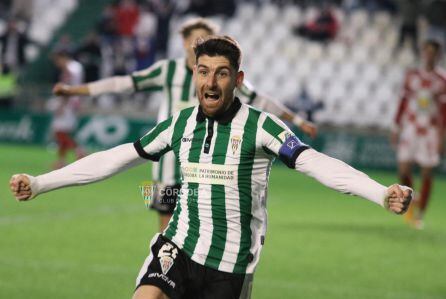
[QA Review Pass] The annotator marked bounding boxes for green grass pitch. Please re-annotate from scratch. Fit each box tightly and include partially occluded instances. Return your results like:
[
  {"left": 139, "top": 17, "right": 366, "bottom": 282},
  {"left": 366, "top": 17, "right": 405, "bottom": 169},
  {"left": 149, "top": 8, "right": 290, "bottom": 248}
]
[{"left": 1, "top": 144, "right": 445, "bottom": 299}]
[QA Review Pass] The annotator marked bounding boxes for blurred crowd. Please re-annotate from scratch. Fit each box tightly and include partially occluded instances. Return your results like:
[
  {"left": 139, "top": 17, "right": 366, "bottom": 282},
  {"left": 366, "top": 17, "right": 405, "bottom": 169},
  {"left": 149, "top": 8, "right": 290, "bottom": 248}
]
[{"left": 0, "top": 0, "right": 446, "bottom": 112}]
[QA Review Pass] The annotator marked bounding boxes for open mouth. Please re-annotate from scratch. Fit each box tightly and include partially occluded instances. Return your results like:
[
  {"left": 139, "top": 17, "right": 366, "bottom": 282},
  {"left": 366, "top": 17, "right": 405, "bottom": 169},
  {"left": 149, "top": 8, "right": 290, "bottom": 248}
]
[{"left": 204, "top": 91, "right": 220, "bottom": 101}]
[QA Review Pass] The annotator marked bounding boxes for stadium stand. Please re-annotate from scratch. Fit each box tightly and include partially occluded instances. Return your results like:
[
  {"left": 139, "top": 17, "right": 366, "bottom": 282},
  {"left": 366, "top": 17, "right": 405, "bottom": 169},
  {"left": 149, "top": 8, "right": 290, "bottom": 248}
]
[
  {"left": 216, "top": 3, "right": 414, "bottom": 129},
  {"left": 0, "top": 1, "right": 435, "bottom": 129}
]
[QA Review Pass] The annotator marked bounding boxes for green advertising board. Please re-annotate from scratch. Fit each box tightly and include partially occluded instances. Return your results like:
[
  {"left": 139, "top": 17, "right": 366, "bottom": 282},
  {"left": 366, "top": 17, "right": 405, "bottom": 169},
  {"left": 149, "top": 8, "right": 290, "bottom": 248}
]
[
  {"left": 1, "top": 111, "right": 445, "bottom": 173},
  {"left": 0, "top": 111, "right": 156, "bottom": 147}
]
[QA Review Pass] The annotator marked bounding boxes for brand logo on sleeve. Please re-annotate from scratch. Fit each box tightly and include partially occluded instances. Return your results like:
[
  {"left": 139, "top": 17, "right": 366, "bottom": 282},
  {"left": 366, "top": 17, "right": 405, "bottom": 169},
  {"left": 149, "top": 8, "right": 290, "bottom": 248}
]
[{"left": 287, "top": 139, "right": 298, "bottom": 149}]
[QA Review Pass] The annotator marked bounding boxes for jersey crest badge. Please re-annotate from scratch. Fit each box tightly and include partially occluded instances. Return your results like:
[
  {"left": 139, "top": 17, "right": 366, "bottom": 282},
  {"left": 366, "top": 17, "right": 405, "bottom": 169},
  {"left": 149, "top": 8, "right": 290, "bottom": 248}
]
[{"left": 231, "top": 136, "right": 242, "bottom": 155}]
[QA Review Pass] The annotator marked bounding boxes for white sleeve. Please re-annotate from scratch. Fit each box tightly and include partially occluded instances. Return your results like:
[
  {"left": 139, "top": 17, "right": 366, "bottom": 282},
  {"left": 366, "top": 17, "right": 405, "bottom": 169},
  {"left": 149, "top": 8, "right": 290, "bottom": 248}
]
[
  {"left": 250, "top": 93, "right": 305, "bottom": 126},
  {"left": 87, "top": 76, "right": 134, "bottom": 95},
  {"left": 28, "top": 143, "right": 145, "bottom": 198},
  {"left": 250, "top": 94, "right": 285, "bottom": 116},
  {"left": 295, "top": 148, "right": 387, "bottom": 207},
  {"left": 238, "top": 80, "right": 299, "bottom": 121}
]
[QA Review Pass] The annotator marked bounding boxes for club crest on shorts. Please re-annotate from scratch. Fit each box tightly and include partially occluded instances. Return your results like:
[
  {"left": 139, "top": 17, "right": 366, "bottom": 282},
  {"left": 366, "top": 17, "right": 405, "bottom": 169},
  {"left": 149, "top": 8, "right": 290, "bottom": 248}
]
[
  {"left": 231, "top": 135, "right": 242, "bottom": 155},
  {"left": 158, "top": 243, "right": 178, "bottom": 275}
]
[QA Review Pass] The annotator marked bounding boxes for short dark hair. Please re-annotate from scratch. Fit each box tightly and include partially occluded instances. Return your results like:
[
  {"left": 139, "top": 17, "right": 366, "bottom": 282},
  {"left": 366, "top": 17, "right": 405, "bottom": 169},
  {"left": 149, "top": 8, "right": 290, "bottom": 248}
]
[
  {"left": 194, "top": 35, "right": 242, "bottom": 70},
  {"left": 179, "top": 18, "right": 219, "bottom": 38},
  {"left": 423, "top": 39, "right": 442, "bottom": 53}
]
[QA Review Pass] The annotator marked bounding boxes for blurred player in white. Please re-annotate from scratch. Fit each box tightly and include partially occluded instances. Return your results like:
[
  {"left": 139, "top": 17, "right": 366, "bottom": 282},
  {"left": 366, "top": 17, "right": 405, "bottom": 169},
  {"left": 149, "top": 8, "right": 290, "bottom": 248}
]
[
  {"left": 51, "top": 18, "right": 318, "bottom": 231},
  {"left": 391, "top": 39, "right": 446, "bottom": 228},
  {"left": 49, "top": 50, "right": 86, "bottom": 169}
]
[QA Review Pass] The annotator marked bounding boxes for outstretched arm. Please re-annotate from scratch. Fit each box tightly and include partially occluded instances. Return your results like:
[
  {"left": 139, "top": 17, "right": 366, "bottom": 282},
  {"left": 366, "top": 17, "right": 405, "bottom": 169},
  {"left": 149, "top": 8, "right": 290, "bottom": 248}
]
[
  {"left": 52, "top": 59, "right": 167, "bottom": 97},
  {"left": 10, "top": 143, "right": 144, "bottom": 201},
  {"left": 238, "top": 81, "right": 318, "bottom": 138},
  {"left": 261, "top": 114, "right": 412, "bottom": 214},
  {"left": 295, "top": 148, "right": 412, "bottom": 213},
  {"left": 53, "top": 75, "right": 134, "bottom": 96},
  {"left": 10, "top": 115, "right": 174, "bottom": 201},
  {"left": 270, "top": 102, "right": 318, "bottom": 139}
]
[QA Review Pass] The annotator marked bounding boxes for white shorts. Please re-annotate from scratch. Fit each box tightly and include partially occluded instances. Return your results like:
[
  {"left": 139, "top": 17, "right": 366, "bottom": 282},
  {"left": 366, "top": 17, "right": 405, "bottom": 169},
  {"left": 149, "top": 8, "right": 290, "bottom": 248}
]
[{"left": 397, "top": 126, "right": 440, "bottom": 167}]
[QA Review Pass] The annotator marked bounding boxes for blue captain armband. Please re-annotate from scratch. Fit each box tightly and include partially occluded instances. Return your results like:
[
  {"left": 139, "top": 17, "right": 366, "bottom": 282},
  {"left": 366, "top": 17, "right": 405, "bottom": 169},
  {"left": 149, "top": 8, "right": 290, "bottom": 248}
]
[{"left": 278, "top": 135, "right": 310, "bottom": 168}]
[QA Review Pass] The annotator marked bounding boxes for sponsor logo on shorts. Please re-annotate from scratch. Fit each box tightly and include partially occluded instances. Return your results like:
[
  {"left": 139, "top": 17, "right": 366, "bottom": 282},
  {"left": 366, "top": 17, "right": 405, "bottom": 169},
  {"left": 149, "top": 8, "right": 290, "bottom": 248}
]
[
  {"left": 158, "top": 243, "right": 178, "bottom": 275},
  {"left": 148, "top": 273, "right": 176, "bottom": 288}
]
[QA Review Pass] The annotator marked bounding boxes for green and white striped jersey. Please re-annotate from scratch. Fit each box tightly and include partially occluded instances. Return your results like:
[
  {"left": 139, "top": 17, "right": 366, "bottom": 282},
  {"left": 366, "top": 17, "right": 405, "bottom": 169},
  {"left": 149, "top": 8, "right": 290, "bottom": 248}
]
[
  {"left": 131, "top": 58, "right": 258, "bottom": 185},
  {"left": 132, "top": 58, "right": 194, "bottom": 185},
  {"left": 132, "top": 58, "right": 196, "bottom": 124},
  {"left": 134, "top": 98, "right": 309, "bottom": 274}
]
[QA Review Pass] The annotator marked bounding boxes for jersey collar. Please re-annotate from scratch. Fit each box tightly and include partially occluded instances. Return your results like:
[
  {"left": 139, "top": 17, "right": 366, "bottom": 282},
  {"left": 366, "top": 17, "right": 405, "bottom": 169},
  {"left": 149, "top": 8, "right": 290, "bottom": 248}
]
[{"left": 196, "top": 97, "right": 242, "bottom": 125}]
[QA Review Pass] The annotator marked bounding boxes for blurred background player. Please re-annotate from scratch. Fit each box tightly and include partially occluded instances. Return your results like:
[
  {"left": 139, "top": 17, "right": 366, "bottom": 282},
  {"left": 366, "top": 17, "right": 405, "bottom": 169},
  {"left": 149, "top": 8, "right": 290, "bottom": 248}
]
[
  {"left": 391, "top": 39, "right": 446, "bottom": 229},
  {"left": 48, "top": 50, "right": 86, "bottom": 169},
  {"left": 52, "top": 17, "right": 318, "bottom": 231}
]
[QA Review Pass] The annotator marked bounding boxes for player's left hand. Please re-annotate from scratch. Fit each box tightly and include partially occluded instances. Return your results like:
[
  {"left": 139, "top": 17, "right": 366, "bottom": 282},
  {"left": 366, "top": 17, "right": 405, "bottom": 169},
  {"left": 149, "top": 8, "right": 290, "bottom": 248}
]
[
  {"left": 300, "top": 121, "right": 318, "bottom": 139},
  {"left": 384, "top": 184, "right": 412, "bottom": 215}
]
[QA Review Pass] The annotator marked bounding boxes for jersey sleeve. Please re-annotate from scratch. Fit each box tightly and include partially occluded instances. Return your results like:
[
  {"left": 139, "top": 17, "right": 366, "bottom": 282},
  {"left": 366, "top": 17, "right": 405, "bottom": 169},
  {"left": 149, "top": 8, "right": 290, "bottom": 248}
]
[
  {"left": 260, "top": 113, "right": 310, "bottom": 167},
  {"left": 295, "top": 148, "right": 388, "bottom": 206},
  {"left": 238, "top": 80, "right": 291, "bottom": 117},
  {"left": 131, "top": 60, "right": 166, "bottom": 92},
  {"left": 133, "top": 117, "right": 173, "bottom": 161},
  {"left": 236, "top": 80, "right": 257, "bottom": 104}
]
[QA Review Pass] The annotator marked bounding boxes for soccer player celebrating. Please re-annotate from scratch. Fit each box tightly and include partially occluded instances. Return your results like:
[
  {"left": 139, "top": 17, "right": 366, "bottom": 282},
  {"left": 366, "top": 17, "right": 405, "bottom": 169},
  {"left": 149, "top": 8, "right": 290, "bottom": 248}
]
[
  {"left": 11, "top": 36, "right": 411, "bottom": 299},
  {"left": 391, "top": 39, "right": 446, "bottom": 229},
  {"left": 51, "top": 18, "right": 317, "bottom": 232}
]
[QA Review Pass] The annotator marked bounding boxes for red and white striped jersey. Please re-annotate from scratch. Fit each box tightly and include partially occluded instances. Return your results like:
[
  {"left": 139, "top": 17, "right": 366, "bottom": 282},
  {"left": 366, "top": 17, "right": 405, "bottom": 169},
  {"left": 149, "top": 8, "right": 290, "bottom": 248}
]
[{"left": 395, "top": 67, "right": 446, "bottom": 134}]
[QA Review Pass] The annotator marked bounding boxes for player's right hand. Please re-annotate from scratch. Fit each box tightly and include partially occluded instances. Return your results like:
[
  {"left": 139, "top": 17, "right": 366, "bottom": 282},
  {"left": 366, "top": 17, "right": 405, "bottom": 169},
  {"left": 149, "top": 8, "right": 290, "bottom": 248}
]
[
  {"left": 9, "top": 174, "right": 33, "bottom": 201},
  {"left": 52, "top": 83, "right": 72, "bottom": 96}
]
